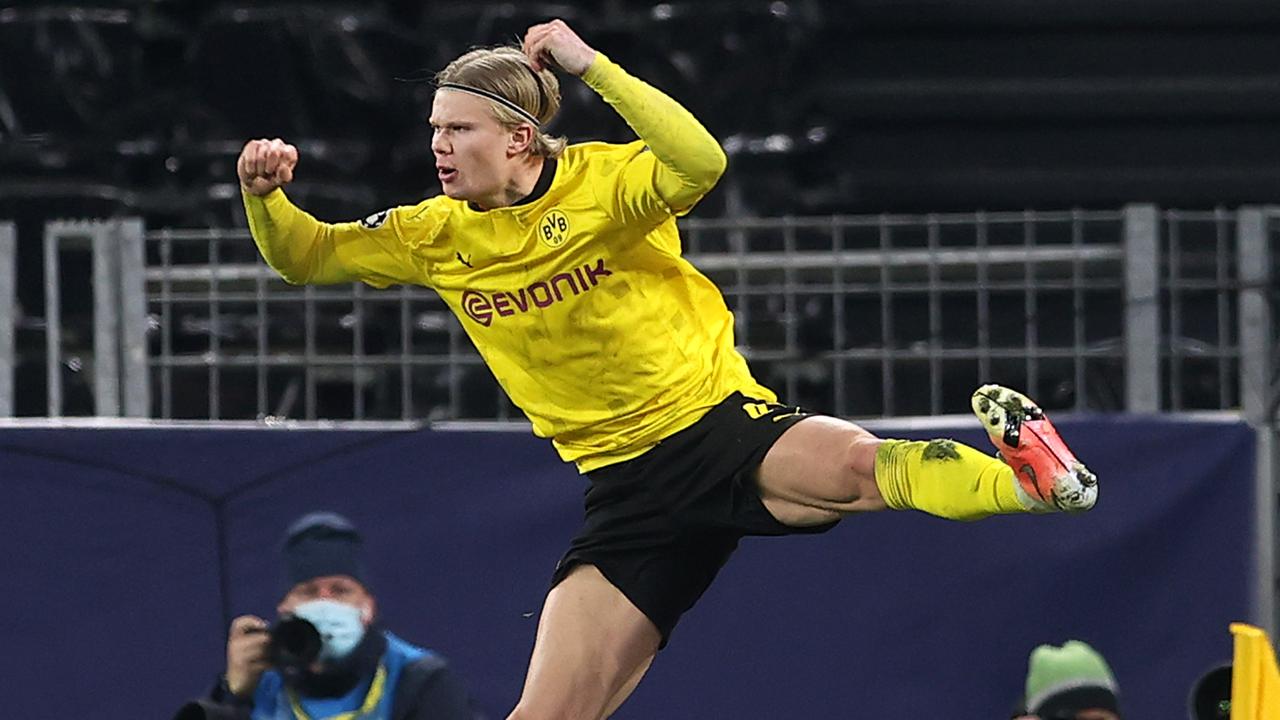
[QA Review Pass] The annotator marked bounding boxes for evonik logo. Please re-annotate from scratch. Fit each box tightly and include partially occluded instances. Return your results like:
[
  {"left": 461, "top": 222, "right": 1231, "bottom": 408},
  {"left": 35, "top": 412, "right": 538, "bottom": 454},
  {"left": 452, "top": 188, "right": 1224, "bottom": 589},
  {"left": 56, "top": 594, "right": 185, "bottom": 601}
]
[{"left": 462, "top": 259, "right": 613, "bottom": 327}]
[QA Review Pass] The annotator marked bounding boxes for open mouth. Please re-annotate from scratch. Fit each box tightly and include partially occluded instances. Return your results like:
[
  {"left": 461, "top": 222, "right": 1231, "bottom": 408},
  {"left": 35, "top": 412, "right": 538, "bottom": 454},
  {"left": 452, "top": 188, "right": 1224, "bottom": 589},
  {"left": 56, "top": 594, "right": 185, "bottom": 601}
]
[{"left": 437, "top": 166, "right": 458, "bottom": 183}]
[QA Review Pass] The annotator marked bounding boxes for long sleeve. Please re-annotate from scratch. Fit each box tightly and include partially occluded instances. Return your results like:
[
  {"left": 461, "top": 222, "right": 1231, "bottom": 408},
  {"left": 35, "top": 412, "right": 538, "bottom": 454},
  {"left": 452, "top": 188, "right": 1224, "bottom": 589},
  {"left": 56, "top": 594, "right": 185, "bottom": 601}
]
[
  {"left": 242, "top": 188, "right": 427, "bottom": 288},
  {"left": 581, "top": 53, "right": 727, "bottom": 218}
]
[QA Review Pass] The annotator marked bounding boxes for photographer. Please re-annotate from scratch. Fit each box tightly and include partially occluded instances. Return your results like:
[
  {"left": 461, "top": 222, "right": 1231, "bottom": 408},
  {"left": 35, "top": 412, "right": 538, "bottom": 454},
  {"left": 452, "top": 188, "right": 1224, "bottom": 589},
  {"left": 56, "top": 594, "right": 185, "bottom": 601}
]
[{"left": 176, "top": 512, "right": 474, "bottom": 720}]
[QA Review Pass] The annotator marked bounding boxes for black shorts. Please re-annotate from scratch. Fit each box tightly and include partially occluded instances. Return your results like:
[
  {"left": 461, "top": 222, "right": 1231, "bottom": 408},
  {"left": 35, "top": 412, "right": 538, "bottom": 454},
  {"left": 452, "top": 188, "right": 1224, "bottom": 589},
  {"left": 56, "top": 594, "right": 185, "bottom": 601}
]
[{"left": 550, "top": 391, "right": 840, "bottom": 646}]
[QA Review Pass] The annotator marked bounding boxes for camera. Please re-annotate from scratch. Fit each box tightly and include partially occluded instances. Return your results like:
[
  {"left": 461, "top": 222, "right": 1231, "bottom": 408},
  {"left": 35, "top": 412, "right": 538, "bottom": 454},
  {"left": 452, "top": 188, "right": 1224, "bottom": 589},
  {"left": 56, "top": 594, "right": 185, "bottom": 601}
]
[{"left": 267, "top": 615, "right": 324, "bottom": 672}]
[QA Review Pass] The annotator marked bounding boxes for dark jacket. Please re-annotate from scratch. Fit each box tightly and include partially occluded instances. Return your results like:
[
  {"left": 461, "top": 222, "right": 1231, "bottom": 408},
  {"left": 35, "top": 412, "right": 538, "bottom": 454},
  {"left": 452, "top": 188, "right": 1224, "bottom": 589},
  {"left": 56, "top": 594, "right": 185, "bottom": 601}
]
[{"left": 173, "top": 628, "right": 473, "bottom": 720}]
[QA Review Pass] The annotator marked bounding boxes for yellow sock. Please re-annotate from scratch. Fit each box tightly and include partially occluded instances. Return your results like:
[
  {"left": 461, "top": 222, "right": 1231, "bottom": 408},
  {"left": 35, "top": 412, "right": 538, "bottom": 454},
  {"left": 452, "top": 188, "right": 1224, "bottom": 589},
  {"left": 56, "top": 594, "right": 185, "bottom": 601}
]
[{"left": 873, "top": 438, "right": 1029, "bottom": 520}]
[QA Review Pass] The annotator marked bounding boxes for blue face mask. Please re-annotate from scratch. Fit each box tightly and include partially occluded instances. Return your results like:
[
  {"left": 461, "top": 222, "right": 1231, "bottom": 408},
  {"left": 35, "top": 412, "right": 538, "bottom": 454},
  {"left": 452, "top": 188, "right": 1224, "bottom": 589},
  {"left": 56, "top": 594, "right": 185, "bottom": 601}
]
[{"left": 291, "top": 599, "right": 367, "bottom": 661}]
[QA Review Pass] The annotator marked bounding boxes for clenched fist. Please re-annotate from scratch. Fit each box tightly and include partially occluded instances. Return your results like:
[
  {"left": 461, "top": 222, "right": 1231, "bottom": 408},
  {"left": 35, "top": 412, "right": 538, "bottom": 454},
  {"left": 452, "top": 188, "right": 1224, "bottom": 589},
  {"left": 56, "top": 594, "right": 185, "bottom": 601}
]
[
  {"left": 237, "top": 138, "right": 297, "bottom": 196},
  {"left": 521, "top": 19, "right": 597, "bottom": 76}
]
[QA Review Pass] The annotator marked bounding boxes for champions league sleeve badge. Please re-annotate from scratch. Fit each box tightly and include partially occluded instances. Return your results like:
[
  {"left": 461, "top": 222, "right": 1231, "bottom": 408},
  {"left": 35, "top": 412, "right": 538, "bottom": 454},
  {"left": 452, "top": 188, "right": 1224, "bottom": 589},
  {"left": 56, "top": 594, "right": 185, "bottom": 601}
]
[{"left": 359, "top": 209, "right": 390, "bottom": 229}]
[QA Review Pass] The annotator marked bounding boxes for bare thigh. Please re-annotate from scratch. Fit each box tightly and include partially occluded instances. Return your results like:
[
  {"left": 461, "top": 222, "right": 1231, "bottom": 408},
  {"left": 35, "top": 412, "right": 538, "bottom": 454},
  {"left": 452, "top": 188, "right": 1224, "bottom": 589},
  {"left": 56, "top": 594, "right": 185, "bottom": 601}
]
[
  {"left": 508, "top": 564, "right": 661, "bottom": 720},
  {"left": 756, "top": 415, "right": 887, "bottom": 527}
]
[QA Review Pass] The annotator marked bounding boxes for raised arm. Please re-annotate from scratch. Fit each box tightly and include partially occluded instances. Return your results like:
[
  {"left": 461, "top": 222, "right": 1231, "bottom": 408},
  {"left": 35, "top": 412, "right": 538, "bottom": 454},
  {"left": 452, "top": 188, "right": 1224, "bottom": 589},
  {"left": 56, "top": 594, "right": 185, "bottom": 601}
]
[
  {"left": 522, "top": 20, "right": 727, "bottom": 215},
  {"left": 238, "top": 138, "right": 423, "bottom": 287}
]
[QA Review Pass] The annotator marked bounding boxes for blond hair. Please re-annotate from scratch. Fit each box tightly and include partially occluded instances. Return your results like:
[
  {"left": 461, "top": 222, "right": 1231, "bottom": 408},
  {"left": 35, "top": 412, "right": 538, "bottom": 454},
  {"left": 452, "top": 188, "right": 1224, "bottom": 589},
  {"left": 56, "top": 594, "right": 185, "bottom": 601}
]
[{"left": 436, "top": 46, "right": 567, "bottom": 159}]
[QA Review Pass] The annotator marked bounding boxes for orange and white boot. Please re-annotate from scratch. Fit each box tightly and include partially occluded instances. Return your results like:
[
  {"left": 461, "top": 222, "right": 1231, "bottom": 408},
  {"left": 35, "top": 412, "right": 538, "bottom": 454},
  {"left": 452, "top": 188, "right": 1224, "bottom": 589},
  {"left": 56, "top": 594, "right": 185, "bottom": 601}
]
[{"left": 970, "top": 384, "right": 1098, "bottom": 513}]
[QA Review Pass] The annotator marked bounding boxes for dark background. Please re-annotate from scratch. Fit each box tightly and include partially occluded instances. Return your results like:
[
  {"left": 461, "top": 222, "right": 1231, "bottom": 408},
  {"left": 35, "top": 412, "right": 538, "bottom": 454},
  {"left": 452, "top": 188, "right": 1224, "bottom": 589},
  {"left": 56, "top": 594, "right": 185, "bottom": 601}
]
[
  {"left": 0, "top": 418, "right": 1256, "bottom": 718},
  {"left": 3, "top": 0, "right": 1280, "bottom": 227}
]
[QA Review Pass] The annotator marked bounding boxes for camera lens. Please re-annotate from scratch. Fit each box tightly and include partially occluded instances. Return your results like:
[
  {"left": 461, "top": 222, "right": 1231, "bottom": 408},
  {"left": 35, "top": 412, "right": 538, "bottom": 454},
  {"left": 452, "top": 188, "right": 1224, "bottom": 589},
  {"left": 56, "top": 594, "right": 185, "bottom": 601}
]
[{"left": 269, "top": 616, "right": 322, "bottom": 670}]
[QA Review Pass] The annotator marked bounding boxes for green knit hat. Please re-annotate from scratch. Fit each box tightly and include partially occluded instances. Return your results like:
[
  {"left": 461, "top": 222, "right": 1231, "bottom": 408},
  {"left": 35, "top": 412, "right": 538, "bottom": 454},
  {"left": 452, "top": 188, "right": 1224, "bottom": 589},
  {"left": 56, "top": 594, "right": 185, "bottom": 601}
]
[{"left": 1025, "top": 640, "right": 1120, "bottom": 718}]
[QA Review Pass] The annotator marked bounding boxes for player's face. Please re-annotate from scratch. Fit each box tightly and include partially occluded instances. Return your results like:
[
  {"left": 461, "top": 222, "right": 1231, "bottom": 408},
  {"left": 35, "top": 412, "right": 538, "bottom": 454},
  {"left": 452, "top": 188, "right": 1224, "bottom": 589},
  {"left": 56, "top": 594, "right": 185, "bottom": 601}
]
[{"left": 430, "top": 90, "right": 519, "bottom": 207}]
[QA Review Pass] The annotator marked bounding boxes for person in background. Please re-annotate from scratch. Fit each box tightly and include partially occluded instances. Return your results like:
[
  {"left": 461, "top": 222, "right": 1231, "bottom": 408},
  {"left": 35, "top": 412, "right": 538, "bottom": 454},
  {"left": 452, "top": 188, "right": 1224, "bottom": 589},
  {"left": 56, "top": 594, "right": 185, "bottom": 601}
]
[
  {"left": 1014, "top": 640, "right": 1121, "bottom": 720},
  {"left": 174, "top": 511, "right": 474, "bottom": 720}
]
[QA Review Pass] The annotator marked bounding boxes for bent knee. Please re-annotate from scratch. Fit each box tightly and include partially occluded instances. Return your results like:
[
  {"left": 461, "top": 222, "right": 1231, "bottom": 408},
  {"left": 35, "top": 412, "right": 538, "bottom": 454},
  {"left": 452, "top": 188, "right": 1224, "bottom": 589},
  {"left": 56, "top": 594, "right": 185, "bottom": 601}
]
[
  {"left": 829, "top": 432, "right": 882, "bottom": 504},
  {"left": 844, "top": 429, "right": 881, "bottom": 475},
  {"left": 758, "top": 418, "right": 885, "bottom": 515}
]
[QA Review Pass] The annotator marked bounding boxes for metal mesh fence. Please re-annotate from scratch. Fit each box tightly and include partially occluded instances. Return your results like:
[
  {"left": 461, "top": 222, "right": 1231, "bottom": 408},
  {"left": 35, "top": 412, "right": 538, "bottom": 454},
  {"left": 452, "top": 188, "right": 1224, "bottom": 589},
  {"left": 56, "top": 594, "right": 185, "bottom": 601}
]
[
  {"left": 1159, "top": 209, "right": 1242, "bottom": 412},
  {"left": 683, "top": 211, "right": 1128, "bottom": 417},
  {"left": 0, "top": 206, "right": 1242, "bottom": 421},
  {"left": 148, "top": 228, "right": 472, "bottom": 421},
  {"left": 139, "top": 209, "right": 1164, "bottom": 421}
]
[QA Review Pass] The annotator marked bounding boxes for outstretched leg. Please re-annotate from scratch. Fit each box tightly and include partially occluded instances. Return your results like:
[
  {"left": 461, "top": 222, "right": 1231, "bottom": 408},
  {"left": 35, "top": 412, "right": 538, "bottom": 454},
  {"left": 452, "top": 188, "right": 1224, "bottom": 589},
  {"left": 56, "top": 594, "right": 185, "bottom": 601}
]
[
  {"left": 508, "top": 564, "right": 660, "bottom": 720},
  {"left": 757, "top": 384, "right": 1097, "bottom": 526}
]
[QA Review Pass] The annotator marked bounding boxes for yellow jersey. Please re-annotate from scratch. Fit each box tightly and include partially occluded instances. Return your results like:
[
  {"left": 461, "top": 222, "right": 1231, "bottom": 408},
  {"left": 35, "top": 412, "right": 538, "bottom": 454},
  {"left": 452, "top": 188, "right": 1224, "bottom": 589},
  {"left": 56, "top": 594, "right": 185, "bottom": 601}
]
[{"left": 243, "top": 55, "right": 774, "bottom": 471}]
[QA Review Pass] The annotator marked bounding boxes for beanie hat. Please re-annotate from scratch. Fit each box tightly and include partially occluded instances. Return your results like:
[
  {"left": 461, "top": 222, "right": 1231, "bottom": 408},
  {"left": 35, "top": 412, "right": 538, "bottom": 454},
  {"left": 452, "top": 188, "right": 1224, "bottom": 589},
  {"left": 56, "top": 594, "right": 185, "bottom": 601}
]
[
  {"left": 1025, "top": 640, "right": 1120, "bottom": 718},
  {"left": 281, "top": 511, "right": 366, "bottom": 588}
]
